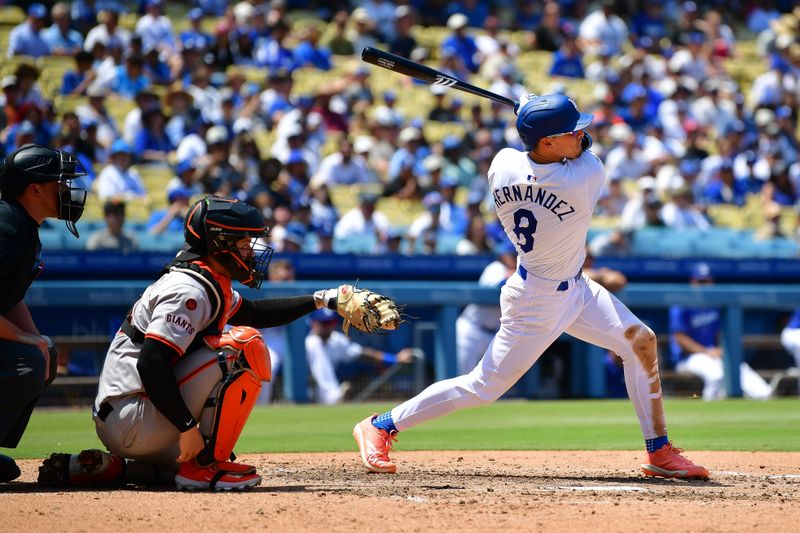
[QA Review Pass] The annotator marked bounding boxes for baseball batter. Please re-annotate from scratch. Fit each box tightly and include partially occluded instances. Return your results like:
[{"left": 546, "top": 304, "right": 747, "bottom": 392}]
[
  {"left": 354, "top": 94, "right": 709, "bottom": 480},
  {"left": 38, "top": 196, "right": 400, "bottom": 490}
]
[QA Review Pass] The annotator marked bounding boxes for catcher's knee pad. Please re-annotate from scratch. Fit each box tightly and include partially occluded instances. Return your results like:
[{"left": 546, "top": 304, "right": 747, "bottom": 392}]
[
  {"left": 204, "top": 369, "right": 262, "bottom": 464},
  {"left": 206, "top": 326, "right": 271, "bottom": 381}
]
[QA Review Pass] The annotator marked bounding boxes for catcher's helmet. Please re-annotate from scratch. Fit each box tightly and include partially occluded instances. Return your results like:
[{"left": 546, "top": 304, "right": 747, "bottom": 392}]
[
  {"left": 183, "top": 196, "right": 273, "bottom": 288},
  {"left": 0, "top": 144, "right": 87, "bottom": 237},
  {"left": 515, "top": 94, "right": 593, "bottom": 151}
]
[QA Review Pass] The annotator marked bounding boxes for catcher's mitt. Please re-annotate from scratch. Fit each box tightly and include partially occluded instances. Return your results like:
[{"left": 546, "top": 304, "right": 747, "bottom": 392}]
[{"left": 335, "top": 284, "right": 402, "bottom": 335}]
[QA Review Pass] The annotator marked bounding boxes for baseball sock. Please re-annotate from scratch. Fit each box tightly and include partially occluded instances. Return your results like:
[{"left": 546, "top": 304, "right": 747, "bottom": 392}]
[
  {"left": 371, "top": 411, "right": 397, "bottom": 433},
  {"left": 645, "top": 435, "right": 669, "bottom": 453}
]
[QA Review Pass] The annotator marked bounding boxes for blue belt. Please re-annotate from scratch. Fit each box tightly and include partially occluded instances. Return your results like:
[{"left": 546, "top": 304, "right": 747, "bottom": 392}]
[{"left": 518, "top": 265, "right": 581, "bottom": 291}]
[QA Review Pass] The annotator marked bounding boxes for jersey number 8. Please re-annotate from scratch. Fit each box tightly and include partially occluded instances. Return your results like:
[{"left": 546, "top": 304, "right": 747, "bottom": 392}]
[{"left": 512, "top": 208, "right": 538, "bottom": 253}]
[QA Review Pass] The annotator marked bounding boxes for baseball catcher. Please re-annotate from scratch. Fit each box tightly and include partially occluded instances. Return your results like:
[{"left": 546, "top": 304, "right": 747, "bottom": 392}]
[{"left": 38, "top": 196, "right": 402, "bottom": 491}]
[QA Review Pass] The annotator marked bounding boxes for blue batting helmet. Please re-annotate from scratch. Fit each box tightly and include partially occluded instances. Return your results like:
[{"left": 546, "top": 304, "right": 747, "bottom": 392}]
[{"left": 515, "top": 94, "right": 593, "bottom": 151}]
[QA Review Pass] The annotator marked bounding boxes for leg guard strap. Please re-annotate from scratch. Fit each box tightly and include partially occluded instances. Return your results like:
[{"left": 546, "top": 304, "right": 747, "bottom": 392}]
[{"left": 197, "top": 369, "right": 262, "bottom": 465}]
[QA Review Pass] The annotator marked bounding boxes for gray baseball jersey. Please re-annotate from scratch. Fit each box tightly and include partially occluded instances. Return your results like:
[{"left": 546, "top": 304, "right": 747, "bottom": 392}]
[{"left": 95, "top": 268, "right": 242, "bottom": 408}]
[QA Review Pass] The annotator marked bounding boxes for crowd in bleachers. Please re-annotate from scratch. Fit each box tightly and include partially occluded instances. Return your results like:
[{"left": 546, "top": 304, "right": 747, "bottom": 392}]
[{"left": 2, "top": 0, "right": 800, "bottom": 257}]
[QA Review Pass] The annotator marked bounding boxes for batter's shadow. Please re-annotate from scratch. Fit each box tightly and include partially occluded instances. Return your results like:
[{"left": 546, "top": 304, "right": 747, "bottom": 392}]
[{"left": 459, "top": 472, "right": 726, "bottom": 487}]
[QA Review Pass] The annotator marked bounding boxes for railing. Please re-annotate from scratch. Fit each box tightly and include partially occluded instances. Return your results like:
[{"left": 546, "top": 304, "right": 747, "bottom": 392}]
[{"left": 25, "top": 281, "right": 800, "bottom": 402}]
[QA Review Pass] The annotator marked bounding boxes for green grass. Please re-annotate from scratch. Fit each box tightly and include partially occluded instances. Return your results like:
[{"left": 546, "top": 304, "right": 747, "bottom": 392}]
[{"left": 12, "top": 399, "right": 800, "bottom": 459}]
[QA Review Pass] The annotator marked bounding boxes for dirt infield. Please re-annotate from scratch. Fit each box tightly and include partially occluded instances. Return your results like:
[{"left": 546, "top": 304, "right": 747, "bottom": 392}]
[{"left": 4, "top": 451, "right": 799, "bottom": 532}]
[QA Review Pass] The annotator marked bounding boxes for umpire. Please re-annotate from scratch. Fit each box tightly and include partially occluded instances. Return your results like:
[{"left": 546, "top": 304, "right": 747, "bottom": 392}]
[{"left": 0, "top": 144, "right": 87, "bottom": 482}]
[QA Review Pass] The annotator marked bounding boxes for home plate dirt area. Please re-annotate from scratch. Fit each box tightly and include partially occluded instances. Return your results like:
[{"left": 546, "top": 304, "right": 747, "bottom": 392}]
[{"left": 4, "top": 451, "right": 799, "bottom": 532}]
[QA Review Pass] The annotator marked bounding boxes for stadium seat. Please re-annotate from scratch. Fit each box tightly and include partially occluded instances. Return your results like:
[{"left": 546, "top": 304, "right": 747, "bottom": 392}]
[
  {"left": 124, "top": 201, "right": 153, "bottom": 223},
  {"left": 39, "top": 229, "right": 66, "bottom": 249},
  {"left": 333, "top": 235, "right": 376, "bottom": 254},
  {"left": 136, "top": 232, "right": 185, "bottom": 253},
  {"left": 436, "top": 234, "right": 462, "bottom": 254},
  {"left": 53, "top": 94, "right": 88, "bottom": 114},
  {"left": 0, "top": 5, "right": 25, "bottom": 26}
]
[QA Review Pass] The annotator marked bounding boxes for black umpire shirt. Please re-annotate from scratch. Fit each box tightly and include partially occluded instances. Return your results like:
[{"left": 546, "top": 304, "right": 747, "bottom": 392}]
[{"left": 0, "top": 198, "right": 43, "bottom": 315}]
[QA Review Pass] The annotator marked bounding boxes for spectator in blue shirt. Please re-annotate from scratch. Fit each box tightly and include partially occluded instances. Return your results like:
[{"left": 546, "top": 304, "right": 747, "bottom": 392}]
[
  {"left": 669, "top": 263, "right": 772, "bottom": 400},
  {"left": 7, "top": 4, "right": 50, "bottom": 58},
  {"left": 618, "top": 84, "right": 656, "bottom": 133},
  {"left": 70, "top": 0, "right": 103, "bottom": 36},
  {"left": 549, "top": 33, "right": 585, "bottom": 78},
  {"left": 704, "top": 159, "right": 749, "bottom": 206},
  {"left": 4, "top": 103, "right": 53, "bottom": 153},
  {"left": 179, "top": 8, "right": 213, "bottom": 52},
  {"left": 445, "top": 1, "right": 489, "bottom": 29},
  {"left": 142, "top": 45, "right": 172, "bottom": 86},
  {"left": 441, "top": 13, "right": 479, "bottom": 74},
  {"left": 631, "top": 2, "right": 667, "bottom": 52},
  {"left": 293, "top": 26, "right": 332, "bottom": 71},
  {"left": 133, "top": 108, "right": 175, "bottom": 163},
  {"left": 108, "top": 53, "right": 151, "bottom": 99},
  {"left": 147, "top": 185, "right": 194, "bottom": 235},
  {"left": 41, "top": 2, "right": 84, "bottom": 56},
  {"left": 60, "top": 51, "right": 95, "bottom": 96},
  {"left": 254, "top": 19, "right": 296, "bottom": 72}
]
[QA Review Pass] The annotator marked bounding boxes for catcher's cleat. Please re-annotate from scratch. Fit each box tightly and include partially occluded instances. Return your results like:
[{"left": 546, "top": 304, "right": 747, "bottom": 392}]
[
  {"left": 38, "top": 449, "right": 125, "bottom": 486},
  {"left": 174, "top": 460, "right": 261, "bottom": 491},
  {"left": 641, "top": 442, "right": 709, "bottom": 480},
  {"left": 353, "top": 414, "right": 398, "bottom": 473}
]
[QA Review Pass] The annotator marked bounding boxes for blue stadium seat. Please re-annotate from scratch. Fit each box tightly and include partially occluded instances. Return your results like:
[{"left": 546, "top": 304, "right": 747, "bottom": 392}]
[
  {"left": 333, "top": 235, "right": 376, "bottom": 254},
  {"left": 38, "top": 229, "right": 64, "bottom": 249},
  {"left": 136, "top": 232, "right": 185, "bottom": 253},
  {"left": 435, "top": 234, "right": 462, "bottom": 254},
  {"left": 770, "top": 238, "right": 799, "bottom": 258}
]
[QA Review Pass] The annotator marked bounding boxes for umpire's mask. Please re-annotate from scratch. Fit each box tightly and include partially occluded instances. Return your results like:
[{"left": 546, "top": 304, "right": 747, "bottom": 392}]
[{"left": 0, "top": 144, "right": 88, "bottom": 237}]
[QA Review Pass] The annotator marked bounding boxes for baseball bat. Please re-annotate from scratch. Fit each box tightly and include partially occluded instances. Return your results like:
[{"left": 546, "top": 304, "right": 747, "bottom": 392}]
[{"left": 361, "top": 47, "right": 517, "bottom": 108}]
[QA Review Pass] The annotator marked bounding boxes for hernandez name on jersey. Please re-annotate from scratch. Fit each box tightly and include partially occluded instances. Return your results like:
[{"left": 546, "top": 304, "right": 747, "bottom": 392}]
[{"left": 488, "top": 148, "right": 605, "bottom": 281}]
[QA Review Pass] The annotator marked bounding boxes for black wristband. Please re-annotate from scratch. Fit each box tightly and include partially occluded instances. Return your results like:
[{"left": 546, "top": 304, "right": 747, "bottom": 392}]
[{"left": 179, "top": 417, "right": 198, "bottom": 433}]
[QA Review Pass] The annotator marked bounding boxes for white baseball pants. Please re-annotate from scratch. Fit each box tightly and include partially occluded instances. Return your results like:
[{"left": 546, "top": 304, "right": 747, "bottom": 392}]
[
  {"left": 676, "top": 353, "right": 772, "bottom": 400},
  {"left": 392, "top": 270, "right": 667, "bottom": 440}
]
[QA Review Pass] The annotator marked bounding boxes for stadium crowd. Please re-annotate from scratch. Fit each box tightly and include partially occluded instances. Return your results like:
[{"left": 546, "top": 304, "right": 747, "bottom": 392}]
[{"left": 1, "top": 0, "right": 800, "bottom": 256}]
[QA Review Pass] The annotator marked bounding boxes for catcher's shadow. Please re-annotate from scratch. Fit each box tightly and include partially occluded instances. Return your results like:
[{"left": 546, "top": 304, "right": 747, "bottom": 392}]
[{"left": 0, "top": 481, "right": 317, "bottom": 493}]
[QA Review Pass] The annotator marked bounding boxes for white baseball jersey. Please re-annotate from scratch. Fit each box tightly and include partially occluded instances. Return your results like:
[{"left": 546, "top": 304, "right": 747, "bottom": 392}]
[
  {"left": 489, "top": 148, "right": 605, "bottom": 281},
  {"left": 96, "top": 266, "right": 242, "bottom": 407}
]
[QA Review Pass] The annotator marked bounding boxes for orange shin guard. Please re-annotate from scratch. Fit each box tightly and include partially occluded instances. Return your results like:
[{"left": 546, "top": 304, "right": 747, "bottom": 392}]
[{"left": 206, "top": 369, "right": 262, "bottom": 464}]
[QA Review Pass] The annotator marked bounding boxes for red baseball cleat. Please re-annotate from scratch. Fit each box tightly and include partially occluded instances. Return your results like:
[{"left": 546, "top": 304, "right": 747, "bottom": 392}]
[
  {"left": 353, "top": 414, "right": 398, "bottom": 473},
  {"left": 38, "top": 449, "right": 125, "bottom": 486},
  {"left": 174, "top": 460, "right": 261, "bottom": 491},
  {"left": 641, "top": 442, "right": 709, "bottom": 480}
]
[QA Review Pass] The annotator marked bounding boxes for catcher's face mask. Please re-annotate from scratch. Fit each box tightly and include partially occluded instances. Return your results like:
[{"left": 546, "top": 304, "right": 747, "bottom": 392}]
[
  {"left": 211, "top": 234, "right": 273, "bottom": 289},
  {"left": 194, "top": 197, "right": 273, "bottom": 289}
]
